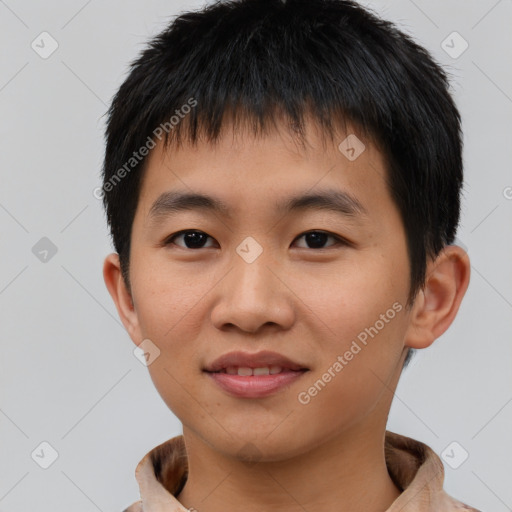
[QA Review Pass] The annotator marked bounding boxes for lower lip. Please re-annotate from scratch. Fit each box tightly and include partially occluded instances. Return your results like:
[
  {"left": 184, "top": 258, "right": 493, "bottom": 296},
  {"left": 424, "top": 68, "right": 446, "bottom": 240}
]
[{"left": 205, "top": 370, "right": 308, "bottom": 398}]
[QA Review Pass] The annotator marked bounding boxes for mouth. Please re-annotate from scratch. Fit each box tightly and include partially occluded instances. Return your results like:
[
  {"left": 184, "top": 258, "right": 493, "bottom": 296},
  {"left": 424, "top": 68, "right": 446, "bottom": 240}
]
[
  {"left": 203, "top": 351, "right": 309, "bottom": 398},
  {"left": 203, "top": 350, "right": 309, "bottom": 374},
  {"left": 204, "top": 368, "right": 308, "bottom": 398},
  {"left": 206, "top": 366, "right": 306, "bottom": 376}
]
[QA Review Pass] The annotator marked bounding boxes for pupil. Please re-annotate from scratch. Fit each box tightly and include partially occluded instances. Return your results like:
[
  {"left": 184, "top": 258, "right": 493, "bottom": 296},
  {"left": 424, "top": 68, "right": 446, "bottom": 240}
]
[
  {"left": 185, "top": 231, "right": 207, "bottom": 248},
  {"left": 306, "top": 232, "right": 327, "bottom": 248}
]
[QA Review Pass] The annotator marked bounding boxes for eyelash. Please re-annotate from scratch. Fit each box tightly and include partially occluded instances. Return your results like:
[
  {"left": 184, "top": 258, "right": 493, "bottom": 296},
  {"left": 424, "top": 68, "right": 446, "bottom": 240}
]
[{"left": 163, "top": 229, "right": 349, "bottom": 250}]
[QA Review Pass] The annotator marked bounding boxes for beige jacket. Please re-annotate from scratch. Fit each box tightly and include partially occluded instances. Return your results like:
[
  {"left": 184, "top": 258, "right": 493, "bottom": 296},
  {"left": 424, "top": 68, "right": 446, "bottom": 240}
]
[{"left": 122, "top": 430, "right": 481, "bottom": 512}]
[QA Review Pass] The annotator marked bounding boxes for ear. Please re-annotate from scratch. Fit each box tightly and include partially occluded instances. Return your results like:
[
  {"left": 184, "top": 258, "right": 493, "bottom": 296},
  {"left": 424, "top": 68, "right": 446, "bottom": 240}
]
[
  {"left": 103, "top": 253, "right": 142, "bottom": 345},
  {"left": 404, "top": 244, "right": 470, "bottom": 349}
]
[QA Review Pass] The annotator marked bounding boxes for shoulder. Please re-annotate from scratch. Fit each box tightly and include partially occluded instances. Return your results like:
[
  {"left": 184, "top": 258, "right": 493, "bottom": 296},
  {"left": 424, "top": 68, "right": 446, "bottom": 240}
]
[
  {"left": 442, "top": 488, "right": 483, "bottom": 512},
  {"left": 122, "top": 499, "right": 143, "bottom": 512},
  {"left": 453, "top": 501, "right": 483, "bottom": 511}
]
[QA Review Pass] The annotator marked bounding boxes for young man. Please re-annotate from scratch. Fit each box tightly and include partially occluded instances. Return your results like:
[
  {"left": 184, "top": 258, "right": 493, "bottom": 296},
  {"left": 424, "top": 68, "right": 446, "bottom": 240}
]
[{"left": 101, "top": 0, "right": 480, "bottom": 510}]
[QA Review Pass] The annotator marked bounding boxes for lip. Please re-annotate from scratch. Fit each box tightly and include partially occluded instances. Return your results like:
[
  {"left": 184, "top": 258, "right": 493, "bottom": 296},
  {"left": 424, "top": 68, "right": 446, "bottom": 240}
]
[
  {"left": 203, "top": 350, "right": 309, "bottom": 399},
  {"left": 203, "top": 350, "right": 308, "bottom": 372},
  {"left": 205, "top": 369, "right": 308, "bottom": 398}
]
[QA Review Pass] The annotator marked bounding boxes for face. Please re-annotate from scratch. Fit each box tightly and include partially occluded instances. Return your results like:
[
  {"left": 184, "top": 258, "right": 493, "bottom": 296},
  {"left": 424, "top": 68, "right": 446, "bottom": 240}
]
[{"left": 118, "top": 119, "right": 414, "bottom": 460}]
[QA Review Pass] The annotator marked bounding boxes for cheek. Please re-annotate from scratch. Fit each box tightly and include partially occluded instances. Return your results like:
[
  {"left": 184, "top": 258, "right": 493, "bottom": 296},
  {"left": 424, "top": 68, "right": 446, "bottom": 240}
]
[
  {"left": 129, "top": 259, "right": 216, "bottom": 409},
  {"left": 131, "top": 268, "right": 210, "bottom": 417},
  {"left": 294, "top": 307, "right": 407, "bottom": 439},
  {"left": 292, "top": 255, "right": 408, "bottom": 407},
  {"left": 295, "top": 250, "right": 408, "bottom": 345},
  {"left": 131, "top": 254, "right": 213, "bottom": 342}
]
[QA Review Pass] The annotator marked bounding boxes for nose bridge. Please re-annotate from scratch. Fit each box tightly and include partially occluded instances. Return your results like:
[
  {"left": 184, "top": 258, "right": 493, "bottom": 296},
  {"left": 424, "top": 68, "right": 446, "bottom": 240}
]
[
  {"left": 210, "top": 240, "right": 295, "bottom": 332},
  {"left": 234, "top": 244, "right": 274, "bottom": 298},
  {"left": 230, "top": 240, "right": 277, "bottom": 310}
]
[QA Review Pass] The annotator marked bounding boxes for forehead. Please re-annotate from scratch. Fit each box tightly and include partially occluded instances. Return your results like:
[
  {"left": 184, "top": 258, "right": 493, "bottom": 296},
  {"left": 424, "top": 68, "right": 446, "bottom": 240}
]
[{"left": 135, "top": 117, "right": 391, "bottom": 224}]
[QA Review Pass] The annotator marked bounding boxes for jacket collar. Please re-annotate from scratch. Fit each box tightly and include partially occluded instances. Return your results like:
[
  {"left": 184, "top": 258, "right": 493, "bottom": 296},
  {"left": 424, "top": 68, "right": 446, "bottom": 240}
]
[{"left": 124, "top": 430, "right": 480, "bottom": 512}]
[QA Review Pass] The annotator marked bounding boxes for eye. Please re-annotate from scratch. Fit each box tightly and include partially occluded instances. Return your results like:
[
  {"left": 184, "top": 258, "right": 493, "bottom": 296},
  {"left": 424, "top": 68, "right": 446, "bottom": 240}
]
[
  {"left": 164, "top": 230, "right": 217, "bottom": 249},
  {"left": 163, "top": 229, "right": 348, "bottom": 250},
  {"left": 293, "top": 230, "right": 346, "bottom": 249}
]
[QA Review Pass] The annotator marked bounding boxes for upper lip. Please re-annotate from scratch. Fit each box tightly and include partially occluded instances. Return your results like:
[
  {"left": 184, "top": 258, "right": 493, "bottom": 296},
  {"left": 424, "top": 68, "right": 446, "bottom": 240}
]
[{"left": 203, "top": 350, "right": 308, "bottom": 372}]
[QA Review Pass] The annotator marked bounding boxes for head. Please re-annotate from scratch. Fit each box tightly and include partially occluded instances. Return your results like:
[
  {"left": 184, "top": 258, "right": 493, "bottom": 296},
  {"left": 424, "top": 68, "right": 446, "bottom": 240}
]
[{"left": 102, "top": 0, "right": 469, "bottom": 459}]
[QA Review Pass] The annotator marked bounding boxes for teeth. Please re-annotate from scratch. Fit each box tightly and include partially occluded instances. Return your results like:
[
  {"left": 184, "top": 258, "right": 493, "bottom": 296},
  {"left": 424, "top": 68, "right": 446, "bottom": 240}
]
[{"left": 223, "top": 366, "right": 284, "bottom": 376}]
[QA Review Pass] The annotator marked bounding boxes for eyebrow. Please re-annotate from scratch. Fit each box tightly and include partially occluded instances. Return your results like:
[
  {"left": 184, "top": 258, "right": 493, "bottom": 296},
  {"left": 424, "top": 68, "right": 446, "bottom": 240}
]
[{"left": 147, "top": 188, "right": 368, "bottom": 224}]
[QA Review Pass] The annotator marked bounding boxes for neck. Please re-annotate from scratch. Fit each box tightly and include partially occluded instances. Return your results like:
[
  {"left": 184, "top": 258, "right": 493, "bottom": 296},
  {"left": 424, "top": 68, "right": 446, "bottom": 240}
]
[{"left": 176, "top": 423, "right": 402, "bottom": 512}]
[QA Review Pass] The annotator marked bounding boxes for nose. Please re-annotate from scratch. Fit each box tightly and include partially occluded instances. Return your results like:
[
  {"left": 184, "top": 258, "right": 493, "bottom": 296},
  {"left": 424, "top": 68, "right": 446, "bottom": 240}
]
[{"left": 210, "top": 250, "right": 296, "bottom": 335}]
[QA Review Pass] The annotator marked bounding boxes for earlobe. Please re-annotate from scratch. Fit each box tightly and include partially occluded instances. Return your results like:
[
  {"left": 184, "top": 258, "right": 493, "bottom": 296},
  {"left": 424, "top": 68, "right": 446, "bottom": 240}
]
[
  {"left": 102, "top": 253, "right": 141, "bottom": 343},
  {"left": 404, "top": 245, "right": 470, "bottom": 350}
]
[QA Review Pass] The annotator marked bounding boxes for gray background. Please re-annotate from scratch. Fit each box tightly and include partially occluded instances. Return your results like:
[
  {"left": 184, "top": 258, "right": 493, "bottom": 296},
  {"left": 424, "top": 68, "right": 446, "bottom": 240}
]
[{"left": 0, "top": 1, "right": 511, "bottom": 511}]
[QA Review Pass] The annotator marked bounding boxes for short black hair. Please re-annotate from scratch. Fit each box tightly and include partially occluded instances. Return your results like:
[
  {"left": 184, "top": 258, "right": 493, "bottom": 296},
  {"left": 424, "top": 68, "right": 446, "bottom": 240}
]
[{"left": 101, "top": 0, "right": 464, "bottom": 370}]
